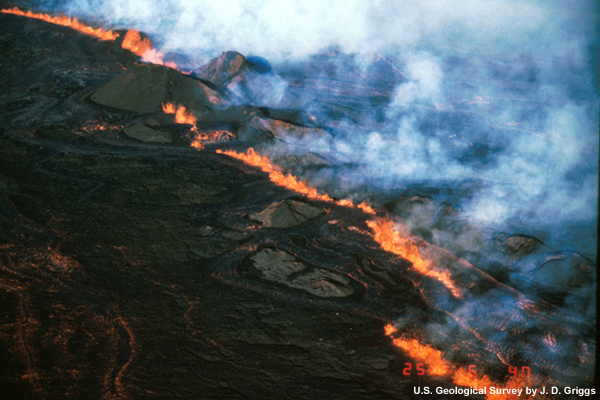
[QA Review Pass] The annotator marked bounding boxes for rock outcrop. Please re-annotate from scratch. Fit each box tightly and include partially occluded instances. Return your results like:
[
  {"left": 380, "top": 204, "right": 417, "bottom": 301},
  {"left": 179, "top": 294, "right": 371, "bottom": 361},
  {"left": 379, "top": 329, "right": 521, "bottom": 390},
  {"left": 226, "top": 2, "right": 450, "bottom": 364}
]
[
  {"left": 196, "top": 51, "right": 286, "bottom": 107},
  {"left": 123, "top": 118, "right": 172, "bottom": 143},
  {"left": 197, "top": 51, "right": 250, "bottom": 87},
  {"left": 91, "top": 62, "right": 225, "bottom": 113},
  {"left": 250, "top": 248, "right": 354, "bottom": 297},
  {"left": 249, "top": 199, "right": 325, "bottom": 228}
]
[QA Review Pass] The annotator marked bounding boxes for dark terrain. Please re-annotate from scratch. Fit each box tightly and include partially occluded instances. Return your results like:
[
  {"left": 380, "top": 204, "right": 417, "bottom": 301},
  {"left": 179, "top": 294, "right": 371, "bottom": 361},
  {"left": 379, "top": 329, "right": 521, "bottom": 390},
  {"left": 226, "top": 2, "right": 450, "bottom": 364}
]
[{"left": 0, "top": 11, "right": 595, "bottom": 400}]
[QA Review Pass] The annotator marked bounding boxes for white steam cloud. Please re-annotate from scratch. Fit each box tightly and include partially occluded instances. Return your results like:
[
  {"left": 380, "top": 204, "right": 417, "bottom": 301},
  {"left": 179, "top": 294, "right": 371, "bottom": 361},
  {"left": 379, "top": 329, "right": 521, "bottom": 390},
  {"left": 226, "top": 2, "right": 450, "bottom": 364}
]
[
  {"left": 28, "top": 0, "right": 594, "bottom": 63},
  {"left": 16, "top": 0, "right": 596, "bottom": 387},
  {"left": 389, "top": 52, "right": 443, "bottom": 105},
  {"left": 27, "top": 0, "right": 598, "bottom": 249}
]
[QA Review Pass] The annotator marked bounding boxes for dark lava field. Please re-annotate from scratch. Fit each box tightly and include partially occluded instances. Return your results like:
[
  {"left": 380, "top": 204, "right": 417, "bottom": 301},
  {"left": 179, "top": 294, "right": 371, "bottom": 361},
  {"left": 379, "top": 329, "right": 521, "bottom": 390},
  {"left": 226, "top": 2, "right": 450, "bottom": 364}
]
[{"left": 0, "top": 9, "right": 596, "bottom": 400}]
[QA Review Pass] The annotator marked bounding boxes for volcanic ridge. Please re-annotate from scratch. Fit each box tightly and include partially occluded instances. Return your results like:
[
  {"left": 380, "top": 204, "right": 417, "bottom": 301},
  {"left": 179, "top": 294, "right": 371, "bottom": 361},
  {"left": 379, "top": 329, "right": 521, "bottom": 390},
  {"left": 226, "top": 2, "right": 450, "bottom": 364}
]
[{"left": 0, "top": 8, "right": 596, "bottom": 400}]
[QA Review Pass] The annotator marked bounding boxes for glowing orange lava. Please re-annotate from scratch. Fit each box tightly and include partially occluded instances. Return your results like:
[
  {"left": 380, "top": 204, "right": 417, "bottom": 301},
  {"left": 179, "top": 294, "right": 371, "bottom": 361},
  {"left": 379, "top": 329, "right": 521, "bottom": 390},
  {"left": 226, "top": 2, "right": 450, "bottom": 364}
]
[
  {"left": 175, "top": 106, "right": 197, "bottom": 125},
  {"left": 161, "top": 102, "right": 176, "bottom": 114},
  {"left": 162, "top": 102, "right": 197, "bottom": 125},
  {"left": 190, "top": 140, "right": 204, "bottom": 150},
  {"left": 367, "top": 218, "right": 461, "bottom": 297},
  {"left": 163, "top": 102, "right": 200, "bottom": 147},
  {"left": 337, "top": 198, "right": 376, "bottom": 214},
  {"left": 453, "top": 368, "right": 533, "bottom": 400},
  {"left": 357, "top": 202, "right": 375, "bottom": 214},
  {"left": 138, "top": 47, "right": 176, "bottom": 68},
  {"left": 384, "top": 323, "right": 397, "bottom": 336},
  {"left": 121, "top": 29, "right": 153, "bottom": 56},
  {"left": 217, "top": 148, "right": 335, "bottom": 201},
  {"left": 335, "top": 199, "right": 375, "bottom": 215},
  {"left": 2, "top": 7, "right": 118, "bottom": 41},
  {"left": 452, "top": 365, "right": 494, "bottom": 390},
  {"left": 2, "top": 7, "right": 178, "bottom": 69},
  {"left": 384, "top": 324, "right": 537, "bottom": 400},
  {"left": 162, "top": 103, "right": 236, "bottom": 148},
  {"left": 336, "top": 199, "right": 354, "bottom": 207},
  {"left": 393, "top": 337, "right": 450, "bottom": 376},
  {"left": 215, "top": 148, "right": 380, "bottom": 212}
]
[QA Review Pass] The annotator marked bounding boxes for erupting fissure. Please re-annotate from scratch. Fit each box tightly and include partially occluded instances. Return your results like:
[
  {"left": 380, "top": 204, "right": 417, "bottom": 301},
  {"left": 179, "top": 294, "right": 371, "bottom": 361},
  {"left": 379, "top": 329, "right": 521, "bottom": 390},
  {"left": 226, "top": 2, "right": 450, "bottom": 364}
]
[
  {"left": 217, "top": 149, "right": 461, "bottom": 296},
  {"left": 384, "top": 324, "right": 538, "bottom": 400},
  {"left": 4, "top": 8, "right": 568, "bottom": 397},
  {"left": 219, "top": 148, "right": 545, "bottom": 398},
  {"left": 367, "top": 218, "right": 462, "bottom": 298},
  {"left": 162, "top": 102, "right": 235, "bottom": 148},
  {"left": 162, "top": 102, "right": 203, "bottom": 148},
  {"left": 121, "top": 29, "right": 176, "bottom": 68},
  {"left": 162, "top": 102, "right": 197, "bottom": 125},
  {"left": 2, "top": 7, "right": 177, "bottom": 68},
  {"left": 216, "top": 148, "right": 375, "bottom": 213},
  {"left": 2, "top": 7, "right": 117, "bottom": 40}
]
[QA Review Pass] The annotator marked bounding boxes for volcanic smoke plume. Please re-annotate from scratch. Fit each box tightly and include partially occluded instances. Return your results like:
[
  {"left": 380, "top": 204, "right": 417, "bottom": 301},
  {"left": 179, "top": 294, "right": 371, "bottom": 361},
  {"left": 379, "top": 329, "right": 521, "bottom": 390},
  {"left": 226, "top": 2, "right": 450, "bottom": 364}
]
[
  {"left": 1, "top": 0, "right": 597, "bottom": 399},
  {"left": 40, "top": 0, "right": 598, "bottom": 241}
]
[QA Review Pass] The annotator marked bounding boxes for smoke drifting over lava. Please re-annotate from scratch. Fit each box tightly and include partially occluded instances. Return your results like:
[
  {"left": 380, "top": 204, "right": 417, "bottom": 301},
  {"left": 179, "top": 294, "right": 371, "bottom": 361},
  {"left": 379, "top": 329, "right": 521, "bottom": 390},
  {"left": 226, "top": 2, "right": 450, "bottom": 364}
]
[
  {"left": 9, "top": 0, "right": 597, "bottom": 393},
  {"left": 39, "top": 0, "right": 596, "bottom": 246}
]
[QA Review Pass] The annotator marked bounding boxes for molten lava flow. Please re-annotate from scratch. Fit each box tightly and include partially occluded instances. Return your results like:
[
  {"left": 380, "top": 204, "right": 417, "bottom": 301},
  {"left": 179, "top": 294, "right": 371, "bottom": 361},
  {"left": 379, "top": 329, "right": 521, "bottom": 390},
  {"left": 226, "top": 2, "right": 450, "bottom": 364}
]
[
  {"left": 139, "top": 49, "right": 177, "bottom": 68},
  {"left": 357, "top": 202, "right": 375, "bottom": 214},
  {"left": 190, "top": 140, "right": 204, "bottom": 150},
  {"left": 162, "top": 102, "right": 197, "bottom": 125},
  {"left": 453, "top": 368, "right": 533, "bottom": 400},
  {"left": 2, "top": 7, "right": 179, "bottom": 69},
  {"left": 122, "top": 31, "right": 176, "bottom": 68},
  {"left": 174, "top": 106, "right": 197, "bottom": 125},
  {"left": 215, "top": 148, "right": 380, "bottom": 212},
  {"left": 162, "top": 103, "right": 236, "bottom": 149},
  {"left": 217, "top": 148, "right": 334, "bottom": 202},
  {"left": 393, "top": 337, "right": 451, "bottom": 377},
  {"left": 337, "top": 199, "right": 375, "bottom": 214},
  {"left": 452, "top": 366, "right": 494, "bottom": 391},
  {"left": 336, "top": 199, "right": 354, "bottom": 207},
  {"left": 121, "top": 30, "right": 152, "bottom": 56},
  {"left": 384, "top": 324, "right": 397, "bottom": 336},
  {"left": 192, "top": 131, "right": 235, "bottom": 149},
  {"left": 383, "top": 325, "right": 450, "bottom": 377},
  {"left": 2, "top": 7, "right": 118, "bottom": 41},
  {"left": 161, "top": 103, "right": 176, "bottom": 114},
  {"left": 384, "top": 324, "right": 537, "bottom": 400},
  {"left": 163, "top": 102, "right": 199, "bottom": 146},
  {"left": 141, "top": 49, "right": 177, "bottom": 68},
  {"left": 368, "top": 218, "right": 461, "bottom": 297}
]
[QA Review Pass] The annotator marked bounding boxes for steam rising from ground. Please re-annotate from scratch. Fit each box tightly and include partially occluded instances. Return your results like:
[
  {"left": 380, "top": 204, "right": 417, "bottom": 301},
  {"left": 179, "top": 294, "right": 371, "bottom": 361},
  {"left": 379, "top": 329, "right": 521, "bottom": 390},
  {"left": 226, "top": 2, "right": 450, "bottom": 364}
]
[
  {"left": 14, "top": 0, "right": 597, "bottom": 388},
  {"left": 23, "top": 0, "right": 596, "bottom": 274},
  {"left": 35, "top": 0, "right": 596, "bottom": 246},
  {"left": 24, "top": 0, "right": 597, "bottom": 63}
]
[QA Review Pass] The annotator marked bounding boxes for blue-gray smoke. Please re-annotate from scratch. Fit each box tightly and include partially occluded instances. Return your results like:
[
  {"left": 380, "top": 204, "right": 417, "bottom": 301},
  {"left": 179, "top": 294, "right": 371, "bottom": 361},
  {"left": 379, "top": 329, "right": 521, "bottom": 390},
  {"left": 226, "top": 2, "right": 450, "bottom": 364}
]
[
  {"left": 14, "top": 0, "right": 598, "bottom": 386},
  {"left": 35, "top": 0, "right": 595, "bottom": 253}
]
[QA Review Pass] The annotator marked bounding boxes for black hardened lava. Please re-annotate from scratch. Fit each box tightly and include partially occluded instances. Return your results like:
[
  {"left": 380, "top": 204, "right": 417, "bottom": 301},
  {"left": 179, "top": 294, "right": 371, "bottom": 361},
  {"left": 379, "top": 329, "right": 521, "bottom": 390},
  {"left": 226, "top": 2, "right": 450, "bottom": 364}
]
[
  {"left": 0, "top": 11, "right": 595, "bottom": 400},
  {"left": 0, "top": 12, "right": 463, "bottom": 399}
]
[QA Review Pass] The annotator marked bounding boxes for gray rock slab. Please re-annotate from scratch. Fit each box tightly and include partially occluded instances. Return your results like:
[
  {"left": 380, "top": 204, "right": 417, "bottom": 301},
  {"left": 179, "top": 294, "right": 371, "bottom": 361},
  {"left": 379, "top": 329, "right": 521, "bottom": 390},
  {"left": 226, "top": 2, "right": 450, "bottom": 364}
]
[
  {"left": 124, "top": 119, "right": 172, "bottom": 143},
  {"left": 250, "top": 199, "right": 325, "bottom": 228},
  {"left": 250, "top": 248, "right": 354, "bottom": 297},
  {"left": 91, "top": 62, "right": 225, "bottom": 113}
]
